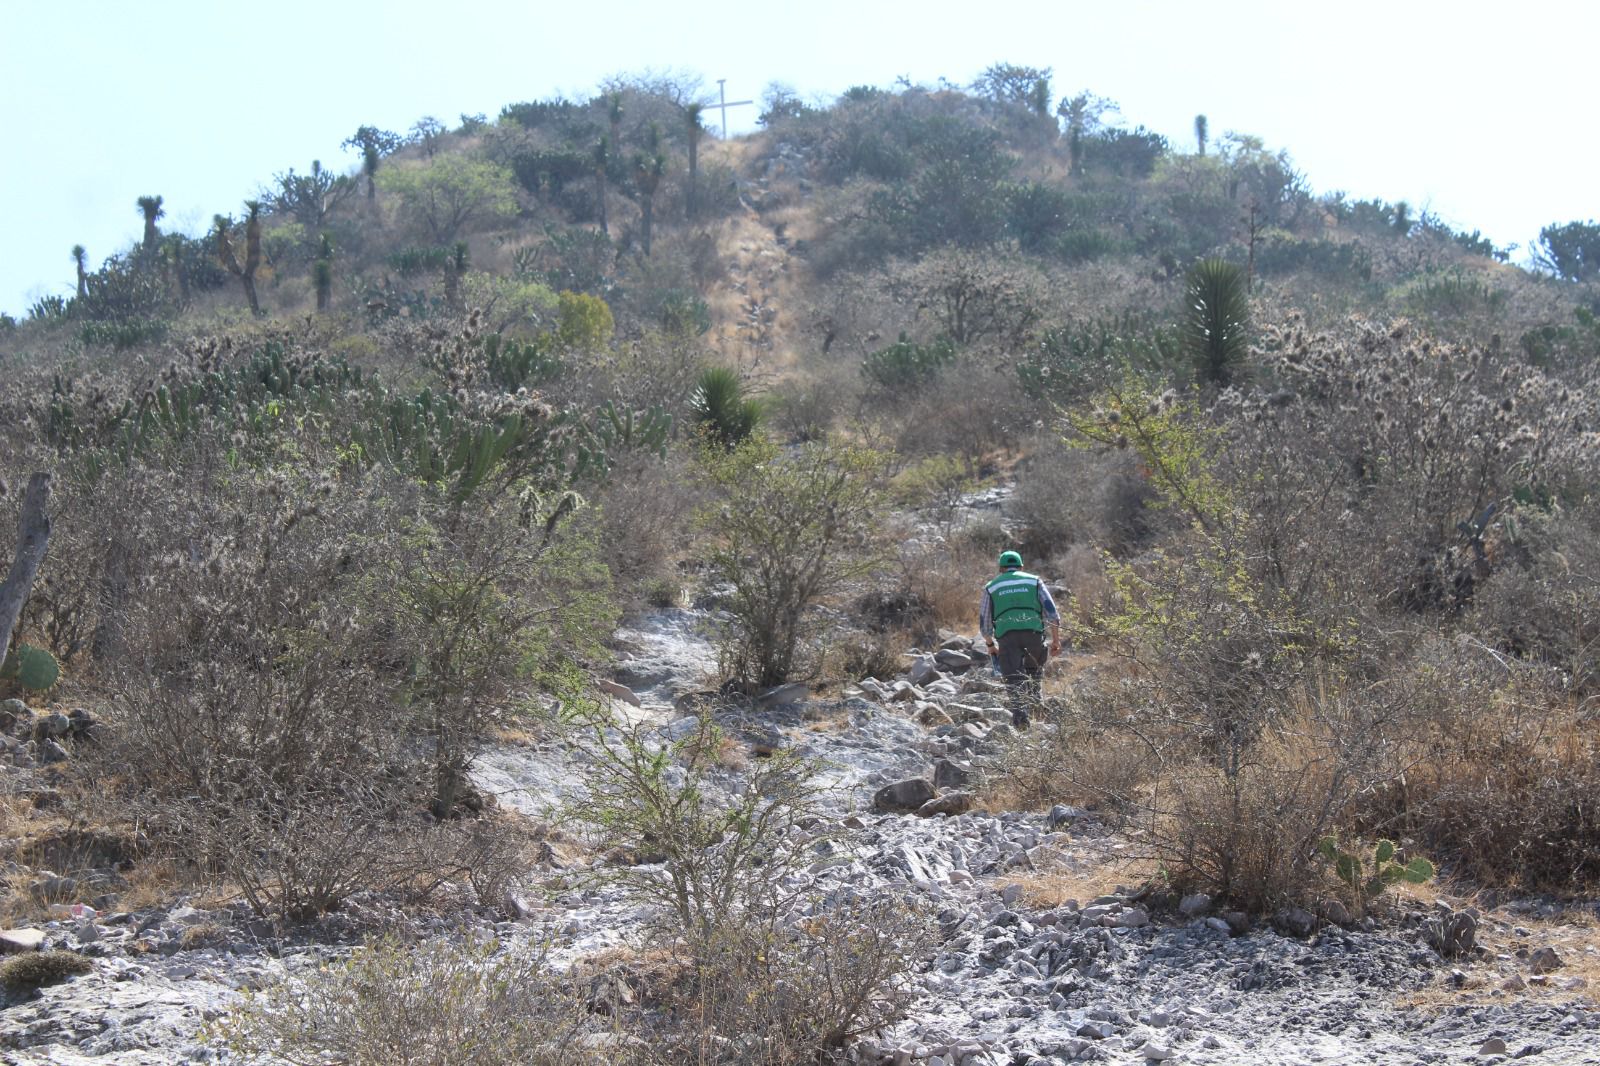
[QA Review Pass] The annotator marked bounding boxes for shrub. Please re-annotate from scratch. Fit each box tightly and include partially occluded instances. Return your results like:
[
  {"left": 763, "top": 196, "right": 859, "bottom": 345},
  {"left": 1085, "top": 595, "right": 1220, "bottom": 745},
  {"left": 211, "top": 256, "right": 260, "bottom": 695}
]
[
  {"left": 574, "top": 713, "right": 827, "bottom": 941},
  {"left": 697, "top": 439, "right": 887, "bottom": 687},
  {"left": 1182, "top": 257, "right": 1252, "bottom": 387},
  {"left": 1362, "top": 645, "right": 1600, "bottom": 889},
  {"left": 861, "top": 333, "right": 958, "bottom": 390},
  {"left": 1016, "top": 315, "right": 1179, "bottom": 405},
  {"left": 658, "top": 897, "right": 933, "bottom": 1062},
  {"left": 572, "top": 712, "right": 933, "bottom": 1061},
  {"left": 378, "top": 155, "right": 520, "bottom": 243},
  {"left": 212, "top": 935, "right": 612, "bottom": 1066},
  {"left": 1, "top": 951, "right": 91, "bottom": 997},
  {"left": 887, "top": 249, "right": 1042, "bottom": 347},
  {"left": 689, "top": 366, "right": 763, "bottom": 447},
  {"left": 1011, "top": 441, "right": 1156, "bottom": 558}
]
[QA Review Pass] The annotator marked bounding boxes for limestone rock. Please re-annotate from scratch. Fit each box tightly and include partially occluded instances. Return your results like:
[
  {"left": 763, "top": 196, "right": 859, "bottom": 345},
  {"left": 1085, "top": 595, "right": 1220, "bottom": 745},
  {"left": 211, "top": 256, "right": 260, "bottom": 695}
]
[
  {"left": 1273, "top": 906, "right": 1317, "bottom": 937},
  {"left": 1529, "top": 946, "right": 1564, "bottom": 974},
  {"left": 757, "top": 681, "right": 809, "bottom": 708},
  {"left": 0, "top": 928, "right": 47, "bottom": 954},
  {"left": 597, "top": 679, "right": 642, "bottom": 707},
  {"left": 917, "top": 791, "right": 975, "bottom": 817},
  {"left": 933, "top": 758, "right": 974, "bottom": 789},
  {"left": 873, "top": 778, "right": 936, "bottom": 813}
]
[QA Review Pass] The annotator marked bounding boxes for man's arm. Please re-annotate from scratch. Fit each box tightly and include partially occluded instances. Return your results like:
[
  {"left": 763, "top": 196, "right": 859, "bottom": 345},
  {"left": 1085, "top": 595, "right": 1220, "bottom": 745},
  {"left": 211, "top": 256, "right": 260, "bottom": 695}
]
[
  {"left": 1038, "top": 581, "right": 1063, "bottom": 654},
  {"left": 979, "top": 588, "right": 996, "bottom": 651}
]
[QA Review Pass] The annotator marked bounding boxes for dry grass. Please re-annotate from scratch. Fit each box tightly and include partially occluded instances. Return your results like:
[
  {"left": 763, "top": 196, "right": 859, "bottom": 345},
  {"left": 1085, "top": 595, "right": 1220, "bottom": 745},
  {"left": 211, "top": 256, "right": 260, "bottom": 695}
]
[
  {"left": 998, "top": 847, "right": 1158, "bottom": 910},
  {"left": 1396, "top": 900, "right": 1600, "bottom": 1011}
]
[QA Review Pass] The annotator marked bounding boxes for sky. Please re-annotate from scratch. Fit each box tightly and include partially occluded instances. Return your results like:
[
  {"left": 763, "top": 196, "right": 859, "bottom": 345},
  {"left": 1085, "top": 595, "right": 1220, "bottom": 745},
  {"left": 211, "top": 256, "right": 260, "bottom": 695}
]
[{"left": 3, "top": 0, "right": 1594, "bottom": 317}]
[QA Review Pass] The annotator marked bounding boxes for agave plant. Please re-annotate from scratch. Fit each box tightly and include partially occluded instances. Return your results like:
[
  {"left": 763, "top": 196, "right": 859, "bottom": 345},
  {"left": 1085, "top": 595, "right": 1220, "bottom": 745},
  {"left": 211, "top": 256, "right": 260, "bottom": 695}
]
[
  {"left": 690, "top": 366, "right": 762, "bottom": 447},
  {"left": 1182, "top": 257, "right": 1251, "bottom": 387}
]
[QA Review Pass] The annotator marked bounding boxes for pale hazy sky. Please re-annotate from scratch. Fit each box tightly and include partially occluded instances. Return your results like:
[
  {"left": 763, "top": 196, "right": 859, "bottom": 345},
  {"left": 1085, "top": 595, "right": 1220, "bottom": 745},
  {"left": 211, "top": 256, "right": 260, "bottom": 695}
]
[{"left": 3, "top": 0, "right": 1593, "bottom": 316}]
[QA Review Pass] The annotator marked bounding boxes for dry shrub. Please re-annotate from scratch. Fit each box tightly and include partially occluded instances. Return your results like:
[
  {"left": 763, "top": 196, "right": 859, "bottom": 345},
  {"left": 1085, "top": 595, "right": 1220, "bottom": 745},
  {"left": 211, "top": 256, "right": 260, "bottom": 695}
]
[
  {"left": 991, "top": 678, "right": 1152, "bottom": 814},
  {"left": 1470, "top": 498, "right": 1600, "bottom": 693},
  {"left": 1, "top": 951, "right": 91, "bottom": 998},
  {"left": 653, "top": 897, "right": 934, "bottom": 1064},
  {"left": 892, "top": 365, "right": 1027, "bottom": 466},
  {"left": 1365, "top": 644, "right": 1600, "bottom": 890},
  {"left": 1012, "top": 440, "right": 1158, "bottom": 559},
  {"left": 1047, "top": 543, "right": 1114, "bottom": 625},
  {"left": 894, "top": 541, "right": 992, "bottom": 637},
  {"left": 1152, "top": 728, "right": 1353, "bottom": 912},
  {"left": 571, "top": 714, "right": 933, "bottom": 1063},
  {"left": 594, "top": 451, "right": 699, "bottom": 605},
  {"left": 212, "top": 935, "right": 619, "bottom": 1066}
]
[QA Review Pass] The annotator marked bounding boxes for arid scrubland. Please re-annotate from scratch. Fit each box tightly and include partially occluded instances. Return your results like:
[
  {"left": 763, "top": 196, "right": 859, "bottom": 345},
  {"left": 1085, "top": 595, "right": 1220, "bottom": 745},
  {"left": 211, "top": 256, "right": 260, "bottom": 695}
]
[{"left": 1, "top": 65, "right": 1598, "bottom": 1063}]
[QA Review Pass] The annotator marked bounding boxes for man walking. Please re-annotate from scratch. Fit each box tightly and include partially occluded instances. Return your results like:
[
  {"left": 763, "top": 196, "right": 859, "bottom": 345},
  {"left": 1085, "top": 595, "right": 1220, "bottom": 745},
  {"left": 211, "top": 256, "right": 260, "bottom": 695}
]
[{"left": 979, "top": 550, "right": 1061, "bottom": 728}]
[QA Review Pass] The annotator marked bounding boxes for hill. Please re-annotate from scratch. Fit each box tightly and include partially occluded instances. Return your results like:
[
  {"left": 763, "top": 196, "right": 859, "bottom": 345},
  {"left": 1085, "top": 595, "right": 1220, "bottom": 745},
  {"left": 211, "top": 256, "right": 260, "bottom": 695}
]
[{"left": 0, "top": 66, "right": 1598, "bottom": 1065}]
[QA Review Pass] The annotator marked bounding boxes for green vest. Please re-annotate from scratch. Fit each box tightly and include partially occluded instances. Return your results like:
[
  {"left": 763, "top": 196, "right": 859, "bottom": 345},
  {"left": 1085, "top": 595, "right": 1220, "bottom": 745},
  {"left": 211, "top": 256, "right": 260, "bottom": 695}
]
[{"left": 987, "top": 570, "right": 1045, "bottom": 637}]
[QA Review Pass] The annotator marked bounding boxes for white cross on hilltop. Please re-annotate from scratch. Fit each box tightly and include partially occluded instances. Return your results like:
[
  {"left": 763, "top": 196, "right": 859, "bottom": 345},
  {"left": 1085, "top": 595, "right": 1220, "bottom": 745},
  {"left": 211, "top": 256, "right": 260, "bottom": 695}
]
[{"left": 706, "top": 79, "right": 754, "bottom": 138}]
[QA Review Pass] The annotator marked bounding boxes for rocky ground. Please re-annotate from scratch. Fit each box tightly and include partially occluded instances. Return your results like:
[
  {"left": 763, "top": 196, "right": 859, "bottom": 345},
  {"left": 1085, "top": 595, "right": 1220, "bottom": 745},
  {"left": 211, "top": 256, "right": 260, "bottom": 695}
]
[{"left": 3, "top": 489, "right": 1599, "bottom": 1063}]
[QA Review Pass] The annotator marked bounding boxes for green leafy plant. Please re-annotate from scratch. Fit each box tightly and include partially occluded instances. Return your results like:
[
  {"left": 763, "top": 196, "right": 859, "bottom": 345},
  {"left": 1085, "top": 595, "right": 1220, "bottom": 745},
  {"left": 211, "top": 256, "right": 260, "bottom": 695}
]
[
  {"left": 689, "top": 366, "right": 762, "bottom": 447},
  {"left": 1182, "top": 257, "right": 1251, "bottom": 387},
  {"left": 861, "top": 333, "right": 957, "bottom": 390},
  {"left": 698, "top": 438, "right": 886, "bottom": 687},
  {"left": 1317, "top": 835, "right": 1434, "bottom": 913}
]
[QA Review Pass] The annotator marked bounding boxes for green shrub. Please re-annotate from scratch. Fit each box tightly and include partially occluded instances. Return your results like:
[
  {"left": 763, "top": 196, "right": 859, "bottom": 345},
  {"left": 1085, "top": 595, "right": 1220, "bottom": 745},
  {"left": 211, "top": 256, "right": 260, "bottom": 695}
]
[
  {"left": 1182, "top": 257, "right": 1252, "bottom": 387},
  {"left": 861, "top": 333, "right": 957, "bottom": 390},
  {"left": 698, "top": 439, "right": 887, "bottom": 687},
  {"left": 1255, "top": 235, "right": 1372, "bottom": 281},
  {"left": 689, "top": 367, "right": 763, "bottom": 447}
]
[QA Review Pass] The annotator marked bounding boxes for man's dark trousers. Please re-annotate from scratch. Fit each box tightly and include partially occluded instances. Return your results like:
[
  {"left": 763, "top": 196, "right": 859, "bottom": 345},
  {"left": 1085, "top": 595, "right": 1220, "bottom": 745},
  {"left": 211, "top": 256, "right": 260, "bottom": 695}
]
[{"left": 996, "top": 629, "right": 1046, "bottom": 726}]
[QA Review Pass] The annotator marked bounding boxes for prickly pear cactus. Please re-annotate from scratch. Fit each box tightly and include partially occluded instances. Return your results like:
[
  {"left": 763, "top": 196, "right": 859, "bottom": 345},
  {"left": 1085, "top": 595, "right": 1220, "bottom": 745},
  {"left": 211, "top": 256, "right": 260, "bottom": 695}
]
[
  {"left": 1, "top": 644, "right": 60, "bottom": 692},
  {"left": 1317, "top": 834, "right": 1433, "bottom": 912}
]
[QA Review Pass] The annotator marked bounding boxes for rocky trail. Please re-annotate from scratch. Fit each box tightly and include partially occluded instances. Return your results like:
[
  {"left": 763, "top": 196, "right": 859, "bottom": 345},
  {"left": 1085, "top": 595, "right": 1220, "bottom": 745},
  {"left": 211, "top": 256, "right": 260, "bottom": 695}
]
[{"left": 3, "top": 490, "right": 1599, "bottom": 1063}]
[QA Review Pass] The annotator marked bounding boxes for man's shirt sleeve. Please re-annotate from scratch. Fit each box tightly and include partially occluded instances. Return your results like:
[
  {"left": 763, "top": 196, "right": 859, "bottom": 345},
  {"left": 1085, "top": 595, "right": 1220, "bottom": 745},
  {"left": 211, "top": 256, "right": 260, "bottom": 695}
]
[{"left": 1038, "top": 581, "right": 1061, "bottom": 625}]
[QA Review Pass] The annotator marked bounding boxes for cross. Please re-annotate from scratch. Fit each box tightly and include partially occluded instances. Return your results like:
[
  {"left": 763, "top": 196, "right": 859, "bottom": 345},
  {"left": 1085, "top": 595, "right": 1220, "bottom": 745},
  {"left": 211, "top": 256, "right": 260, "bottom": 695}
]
[{"left": 707, "top": 79, "right": 754, "bottom": 139}]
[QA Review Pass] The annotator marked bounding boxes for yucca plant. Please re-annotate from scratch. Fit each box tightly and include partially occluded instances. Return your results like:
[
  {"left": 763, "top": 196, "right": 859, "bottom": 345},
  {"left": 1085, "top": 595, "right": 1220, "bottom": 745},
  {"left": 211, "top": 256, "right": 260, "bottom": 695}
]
[
  {"left": 1182, "top": 257, "right": 1251, "bottom": 387},
  {"left": 691, "top": 366, "right": 762, "bottom": 447},
  {"left": 313, "top": 234, "right": 334, "bottom": 312}
]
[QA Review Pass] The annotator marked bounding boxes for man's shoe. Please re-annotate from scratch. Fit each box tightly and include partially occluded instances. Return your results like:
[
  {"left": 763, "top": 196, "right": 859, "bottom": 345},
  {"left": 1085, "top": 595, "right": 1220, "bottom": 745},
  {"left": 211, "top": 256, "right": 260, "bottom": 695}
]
[{"left": 1011, "top": 711, "right": 1031, "bottom": 730}]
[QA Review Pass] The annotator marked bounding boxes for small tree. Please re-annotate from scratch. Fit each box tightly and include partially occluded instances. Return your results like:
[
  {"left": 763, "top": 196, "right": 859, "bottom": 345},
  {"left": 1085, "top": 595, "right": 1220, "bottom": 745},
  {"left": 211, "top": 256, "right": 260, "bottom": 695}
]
[
  {"left": 266, "top": 160, "right": 356, "bottom": 232},
  {"left": 591, "top": 136, "right": 611, "bottom": 236},
  {"left": 70, "top": 245, "right": 87, "bottom": 299},
  {"left": 1194, "top": 113, "right": 1208, "bottom": 156},
  {"left": 684, "top": 101, "right": 705, "bottom": 220},
  {"left": 136, "top": 195, "right": 164, "bottom": 256},
  {"left": 214, "top": 201, "right": 263, "bottom": 315},
  {"left": 342, "top": 124, "right": 403, "bottom": 205},
  {"left": 1533, "top": 220, "right": 1600, "bottom": 282},
  {"left": 633, "top": 124, "right": 666, "bottom": 256},
  {"left": 974, "top": 62, "right": 1053, "bottom": 111},
  {"left": 699, "top": 439, "right": 886, "bottom": 687},
  {"left": 1182, "top": 257, "right": 1251, "bottom": 387},
  {"left": 1056, "top": 90, "right": 1118, "bottom": 173},
  {"left": 605, "top": 91, "right": 624, "bottom": 150},
  {"left": 379, "top": 155, "right": 519, "bottom": 243},
  {"left": 313, "top": 233, "right": 334, "bottom": 311},
  {"left": 891, "top": 249, "right": 1043, "bottom": 347}
]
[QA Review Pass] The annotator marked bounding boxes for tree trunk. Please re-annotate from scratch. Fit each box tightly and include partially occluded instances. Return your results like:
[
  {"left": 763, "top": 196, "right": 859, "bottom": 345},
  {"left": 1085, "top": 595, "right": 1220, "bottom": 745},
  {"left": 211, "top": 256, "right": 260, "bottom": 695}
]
[
  {"left": 242, "top": 275, "right": 260, "bottom": 316},
  {"left": 687, "top": 137, "right": 699, "bottom": 220},
  {"left": 641, "top": 195, "right": 654, "bottom": 256},
  {"left": 595, "top": 173, "right": 608, "bottom": 235},
  {"left": 0, "top": 474, "right": 52, "bottom": 660}
]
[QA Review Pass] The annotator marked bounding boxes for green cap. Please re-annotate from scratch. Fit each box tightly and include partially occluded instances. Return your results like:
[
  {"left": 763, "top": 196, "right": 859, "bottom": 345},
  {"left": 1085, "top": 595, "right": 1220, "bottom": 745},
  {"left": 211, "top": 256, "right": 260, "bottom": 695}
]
[{"left": 998, "top": 550, "right": 1023, "bottom": 569}]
